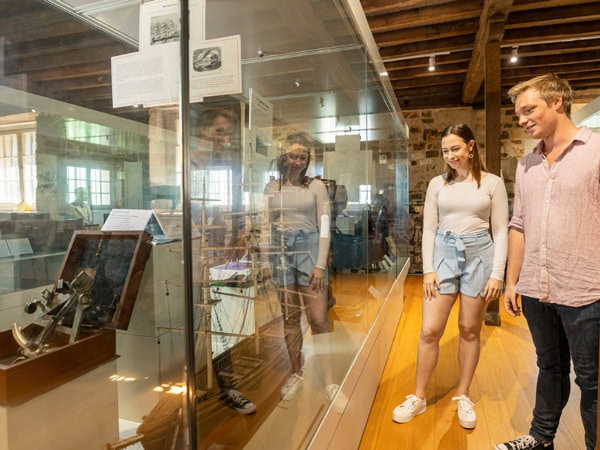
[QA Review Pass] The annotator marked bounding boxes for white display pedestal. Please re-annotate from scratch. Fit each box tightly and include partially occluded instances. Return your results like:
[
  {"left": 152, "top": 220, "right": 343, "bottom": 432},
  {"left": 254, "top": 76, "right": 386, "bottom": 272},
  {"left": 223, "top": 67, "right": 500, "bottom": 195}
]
[
  {"left": 116, "top": 241, "right": 186, "bottom": 423},
  {"left": 209, "top": 262, "right": 255, "bottom": 357},
  {"left": 0, "top": 360, "right": 119, "bottom": 450}
]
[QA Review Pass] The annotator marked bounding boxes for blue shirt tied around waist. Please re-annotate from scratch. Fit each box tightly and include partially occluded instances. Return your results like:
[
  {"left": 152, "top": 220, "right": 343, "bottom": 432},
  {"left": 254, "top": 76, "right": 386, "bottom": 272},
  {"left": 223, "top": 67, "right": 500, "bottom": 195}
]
[
  {"left": 271, "top": 229, "right": 326, "bottom": 287},
  {"left": 433, "top": 229, "right": 494, "bottom": 298}
]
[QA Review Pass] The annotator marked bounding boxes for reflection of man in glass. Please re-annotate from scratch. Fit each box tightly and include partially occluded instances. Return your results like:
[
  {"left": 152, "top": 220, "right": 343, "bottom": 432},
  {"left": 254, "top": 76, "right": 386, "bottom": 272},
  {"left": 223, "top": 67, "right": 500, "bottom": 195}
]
[
  {"left": 194, "top": 108, "right": 235, "bottom": 161},
  {"left": 67, "top": 187, "right": 92, "bottom": 225},
  {"left": 191, "top": 107, "right": 256, "bottom": 416}
]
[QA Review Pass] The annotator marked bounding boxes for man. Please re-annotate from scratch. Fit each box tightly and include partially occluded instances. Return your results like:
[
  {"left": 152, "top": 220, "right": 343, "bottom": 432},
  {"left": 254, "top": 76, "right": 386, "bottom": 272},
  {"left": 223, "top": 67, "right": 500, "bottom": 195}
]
[
  {"left": 191, "top": 106, "right": 256, "bottom": 416},
  {"left": 194, "top": 107, "right": 235, "bottom": 162},
  {"left": 496, "top": 74, "right": 599, "bottom": 450},
  {"left": 67, "top": 187, "right": 92, "bottom": 225}
]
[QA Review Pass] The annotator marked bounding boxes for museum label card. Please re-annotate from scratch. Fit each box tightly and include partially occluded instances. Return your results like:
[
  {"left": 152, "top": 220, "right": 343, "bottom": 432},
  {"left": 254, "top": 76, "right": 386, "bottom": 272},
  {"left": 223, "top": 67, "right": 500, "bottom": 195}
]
[{"left": 102, "top": 209, "right": 154, "bottom": 231}]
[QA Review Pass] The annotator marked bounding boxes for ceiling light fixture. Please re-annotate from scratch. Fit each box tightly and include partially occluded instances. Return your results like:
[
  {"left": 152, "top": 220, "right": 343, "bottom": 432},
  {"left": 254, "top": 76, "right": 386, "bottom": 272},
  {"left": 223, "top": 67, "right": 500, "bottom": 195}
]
[
  {"left": 428, "top": 55, "right": 435, "bottom": 71},
  {"left": 510, "top": 46, "right": 519, "bottom": 63}
]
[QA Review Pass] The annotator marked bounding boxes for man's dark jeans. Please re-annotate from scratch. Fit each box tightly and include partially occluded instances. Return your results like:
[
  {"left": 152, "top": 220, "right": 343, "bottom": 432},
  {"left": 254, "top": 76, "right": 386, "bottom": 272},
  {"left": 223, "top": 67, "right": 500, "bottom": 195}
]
[{"left": 522, "top": 296, "right": 599, "bottom": 450}]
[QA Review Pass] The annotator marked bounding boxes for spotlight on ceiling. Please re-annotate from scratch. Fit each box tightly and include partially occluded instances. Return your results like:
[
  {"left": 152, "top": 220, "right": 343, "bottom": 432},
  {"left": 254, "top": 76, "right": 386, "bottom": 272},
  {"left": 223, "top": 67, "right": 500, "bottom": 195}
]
[
  {"left": 510, "top": 46, "right": 519, "bottom": 63},
  {"left": 428, "top": 55, "right": 435, "bottom": 72}
]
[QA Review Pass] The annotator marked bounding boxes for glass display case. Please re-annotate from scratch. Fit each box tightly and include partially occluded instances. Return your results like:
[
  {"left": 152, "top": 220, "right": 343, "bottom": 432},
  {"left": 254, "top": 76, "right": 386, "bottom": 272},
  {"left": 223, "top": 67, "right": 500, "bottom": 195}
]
[{"left": 0, "top": 0, "right": 409, "bottom": 449}]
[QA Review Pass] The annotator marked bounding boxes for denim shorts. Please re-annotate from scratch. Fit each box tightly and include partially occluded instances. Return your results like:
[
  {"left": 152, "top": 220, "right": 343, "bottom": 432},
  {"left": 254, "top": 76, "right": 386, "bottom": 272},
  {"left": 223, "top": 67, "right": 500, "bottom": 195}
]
[
  {"left": 433, "top": 230, "right": 494, "bottom": 297},
  {"left": 271, "top": 229, "right": 328, "bottom": 287}
]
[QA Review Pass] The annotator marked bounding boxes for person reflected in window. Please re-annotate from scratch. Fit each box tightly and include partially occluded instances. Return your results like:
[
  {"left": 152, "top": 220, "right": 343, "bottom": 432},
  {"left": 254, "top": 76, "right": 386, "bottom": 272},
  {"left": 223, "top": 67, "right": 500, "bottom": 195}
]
[
  {"left": 392, "top": 123, "right": 508, "bottom": 429},
  {"left": 191, "top": 106, "right": 256, "bottom": 416},
  {"left": 262, "top": 132, "right": 339, "bottom": 403},
  {"left": 191, "top": 107, "right": 237, "bottom": 256},
  {"left": 67, "top": 187, "right": 92, "bottom": 225},
  {"left": 193, "top": 107, "right": 235, "bottom": 165},
  {"left": 373, "top": 193, "right": 389, "bottom": 260}
]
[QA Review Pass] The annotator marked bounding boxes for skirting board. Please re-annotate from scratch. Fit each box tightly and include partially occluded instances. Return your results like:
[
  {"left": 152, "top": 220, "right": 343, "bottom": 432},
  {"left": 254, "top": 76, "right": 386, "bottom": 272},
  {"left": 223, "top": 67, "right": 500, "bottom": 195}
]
[{"left": 307, "top": 258, "right": 410, "bottom": 449}]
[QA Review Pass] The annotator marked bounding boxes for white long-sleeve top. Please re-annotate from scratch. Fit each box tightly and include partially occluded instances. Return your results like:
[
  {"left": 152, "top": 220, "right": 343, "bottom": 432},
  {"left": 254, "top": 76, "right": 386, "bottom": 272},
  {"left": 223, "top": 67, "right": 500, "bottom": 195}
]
[
  {"left": 263, "top": 178, "right": 331, "bottom": 269},
  {"left": 421, "top": 173, "right": 509, "bottom": 280}
]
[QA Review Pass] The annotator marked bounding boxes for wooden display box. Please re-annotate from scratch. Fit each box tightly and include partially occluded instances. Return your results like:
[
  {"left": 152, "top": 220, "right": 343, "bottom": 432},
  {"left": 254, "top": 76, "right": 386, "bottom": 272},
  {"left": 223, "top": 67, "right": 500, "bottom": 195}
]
[
  {"left": 0, "top": 230, "right": 152, "bottom": 406},
  {"left": 0, "top": 326, "right": 115, "bottom": 405}
]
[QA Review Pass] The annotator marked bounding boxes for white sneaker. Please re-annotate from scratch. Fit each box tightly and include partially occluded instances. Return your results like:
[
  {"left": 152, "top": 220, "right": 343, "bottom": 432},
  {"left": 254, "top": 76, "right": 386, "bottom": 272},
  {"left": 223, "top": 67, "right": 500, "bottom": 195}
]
[
  {"left": 281, "top": 373, "right": 303, "bottom": 401},
  {"left": 452, "top": 395, "right": 476, "bottom": 429},
  {"left": 325, "top": 384, "right": 348, "bottom": 413},
  {"left": 325, "top": 384, "right": 339, "bottom": 402},
  {"left": 392, "top": 394, "right": 426, "bottom": 423}
]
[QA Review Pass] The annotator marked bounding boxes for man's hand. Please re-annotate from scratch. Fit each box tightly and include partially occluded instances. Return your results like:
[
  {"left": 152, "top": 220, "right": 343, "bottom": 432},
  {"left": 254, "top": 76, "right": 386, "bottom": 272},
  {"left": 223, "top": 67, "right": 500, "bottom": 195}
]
[{"left": 503, "top": 283, "right": 521, "bottom": 317}]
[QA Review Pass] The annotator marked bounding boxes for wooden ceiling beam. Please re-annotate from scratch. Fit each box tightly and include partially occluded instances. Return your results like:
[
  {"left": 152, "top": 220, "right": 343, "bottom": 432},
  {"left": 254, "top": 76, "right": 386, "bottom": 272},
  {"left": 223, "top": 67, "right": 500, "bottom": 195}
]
[
  {"left": 501, "top": 40, "right": 600, "bottom": 57},
  {"left": 379, "top": 34, "right": 475, "bottom": 60},
  {"left": 387, "top": 62, "right": 467, "bottom": 80},
  {"left": 501, "top": 50, "right": 600, "bottom": 69},
  {"left": 367, "top": 3, "right": 481, "bottom": 33},
  {"left": 506, "top": 3, "right": 600, "bottom": 27},
  {"left": 361, "top": 0, "right": 457, "bottom": 16},
  {"left": 510, "top": 0, "right": 599, "bottom": 11},
  {"left": 374, "top": 19, "right": 478, "bottom": 48},
  {"left": 461, "top": 0, "right": 513, "bottom": 105},
  {"left": 384, "top": 50, "right": 472, "bottom": 71},
  {"left": 503, "top": 20, "right": 600, "bottom": 44},
  {"left": 392, "top": 73, "right": 466, "bottom": 89}
]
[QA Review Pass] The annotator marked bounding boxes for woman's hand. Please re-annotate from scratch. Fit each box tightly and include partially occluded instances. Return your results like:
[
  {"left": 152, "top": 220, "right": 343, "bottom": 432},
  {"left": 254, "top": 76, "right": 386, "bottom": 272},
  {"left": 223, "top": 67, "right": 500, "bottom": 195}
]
[
  {"left": 309, "top": 266, "right": 326, "bottom": 293},
  {"left": 423, "top": 272, "right": 440, "bottom": 301},
  {"left": 483, "top": 278, "right": 504, "bottom": 301}
]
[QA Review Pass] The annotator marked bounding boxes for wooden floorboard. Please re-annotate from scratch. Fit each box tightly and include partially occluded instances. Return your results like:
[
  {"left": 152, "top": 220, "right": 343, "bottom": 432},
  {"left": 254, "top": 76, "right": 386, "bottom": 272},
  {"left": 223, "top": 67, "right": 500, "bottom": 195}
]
[{"left": 359, "top": 275, "right": 585, "bottom": 450}]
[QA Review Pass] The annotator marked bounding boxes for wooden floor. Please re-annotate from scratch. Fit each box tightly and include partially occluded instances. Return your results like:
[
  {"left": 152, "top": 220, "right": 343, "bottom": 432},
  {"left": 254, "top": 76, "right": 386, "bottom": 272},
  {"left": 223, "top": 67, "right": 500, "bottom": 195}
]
[{"left": 359, "top": 274, "right": 585, "bottom": 450}]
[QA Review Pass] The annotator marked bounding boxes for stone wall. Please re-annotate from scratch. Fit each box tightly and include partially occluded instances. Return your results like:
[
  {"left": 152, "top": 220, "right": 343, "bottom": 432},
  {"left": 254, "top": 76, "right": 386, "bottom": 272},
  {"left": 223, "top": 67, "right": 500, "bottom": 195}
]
[{"left": 405, "top": 107, "right": 529, "bottom": 273}]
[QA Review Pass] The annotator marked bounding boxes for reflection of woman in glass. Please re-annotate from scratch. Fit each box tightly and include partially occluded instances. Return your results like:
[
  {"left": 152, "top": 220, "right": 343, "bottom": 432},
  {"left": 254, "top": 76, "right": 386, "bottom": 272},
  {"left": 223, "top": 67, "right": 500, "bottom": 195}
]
[{"left": 262, "top": 132, "right": 338, "bottom": 401}]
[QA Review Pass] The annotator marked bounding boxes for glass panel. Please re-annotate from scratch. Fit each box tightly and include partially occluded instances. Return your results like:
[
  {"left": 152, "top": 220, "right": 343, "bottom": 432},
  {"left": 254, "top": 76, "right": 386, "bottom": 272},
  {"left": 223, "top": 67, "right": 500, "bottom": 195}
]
[{"left": 0, "top": 0, "right": 409, "bottom": 448}]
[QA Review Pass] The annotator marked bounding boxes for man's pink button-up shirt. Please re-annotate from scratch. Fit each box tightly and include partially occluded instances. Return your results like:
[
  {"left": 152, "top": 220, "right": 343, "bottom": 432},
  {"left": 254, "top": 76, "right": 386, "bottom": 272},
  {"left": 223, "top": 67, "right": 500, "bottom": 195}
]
[{"left": 509, "top": 126, "right": 600, "bottom": 306}]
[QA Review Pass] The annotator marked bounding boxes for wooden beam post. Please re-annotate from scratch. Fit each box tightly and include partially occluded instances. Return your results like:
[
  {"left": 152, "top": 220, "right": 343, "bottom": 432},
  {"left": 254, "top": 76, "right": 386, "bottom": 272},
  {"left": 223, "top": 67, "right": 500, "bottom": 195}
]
[{"left": 484, "top": 19, "right": 503, "bottom": 326}]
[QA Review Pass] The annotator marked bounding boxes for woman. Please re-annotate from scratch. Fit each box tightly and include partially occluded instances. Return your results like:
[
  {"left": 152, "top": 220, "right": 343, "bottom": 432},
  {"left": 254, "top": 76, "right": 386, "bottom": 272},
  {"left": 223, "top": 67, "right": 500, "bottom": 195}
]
[
  {"left": 393, "top": 123, "right": 508, "bottom": 429},
  {"left": 262, "top": 132, "right": 336, "bottom": 401}
]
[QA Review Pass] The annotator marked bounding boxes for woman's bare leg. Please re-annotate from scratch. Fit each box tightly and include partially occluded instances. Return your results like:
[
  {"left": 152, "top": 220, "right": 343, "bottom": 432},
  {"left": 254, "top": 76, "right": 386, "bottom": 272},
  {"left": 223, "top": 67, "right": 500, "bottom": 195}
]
[{"left": 414, "top": 292, "right": 458, "bottom": 399}]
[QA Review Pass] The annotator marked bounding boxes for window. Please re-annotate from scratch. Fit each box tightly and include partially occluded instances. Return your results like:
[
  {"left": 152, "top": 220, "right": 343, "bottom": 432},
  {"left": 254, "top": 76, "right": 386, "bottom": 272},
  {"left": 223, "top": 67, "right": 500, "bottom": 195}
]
[
  {"left": 91, "top": 169, "right": 111, "bottom": 206},
  {"left": 67, "top": 166, "right": 112, "bottom": 206},
  {"left": 359, "top": 184, "right": 371, "bottom": 205},
  {"left": 67, "top": 166, "right": 88, "bottom": 202},
  {"left": 0, "top": 134, "right": 19, "bottom": 203},
  {"left": 192, "top": 167, "right": 232, "bottom": 207},
  {"left": 0, "top": 131, "right": 37, "bottom": 209}
]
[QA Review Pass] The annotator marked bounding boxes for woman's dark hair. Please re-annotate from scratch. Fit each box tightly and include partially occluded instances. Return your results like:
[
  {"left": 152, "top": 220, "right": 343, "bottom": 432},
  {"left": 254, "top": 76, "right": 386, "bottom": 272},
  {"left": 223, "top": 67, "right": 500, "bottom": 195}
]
[
  {"left": 277, "top": 132, "right": 312, "bottom": 189},
  {"left": 440, "top": 123, "right": 486, "bottom": 188}
]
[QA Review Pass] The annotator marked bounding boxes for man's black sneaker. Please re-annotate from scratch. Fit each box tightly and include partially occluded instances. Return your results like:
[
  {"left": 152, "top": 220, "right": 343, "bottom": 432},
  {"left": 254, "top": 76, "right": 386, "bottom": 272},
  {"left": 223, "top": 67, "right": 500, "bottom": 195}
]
[
  {"left": 495, "top": 435, "right": 554, "bottom": 450},
  {"left": 219, "top": 389, "right": 257, "bottom": 415}
]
